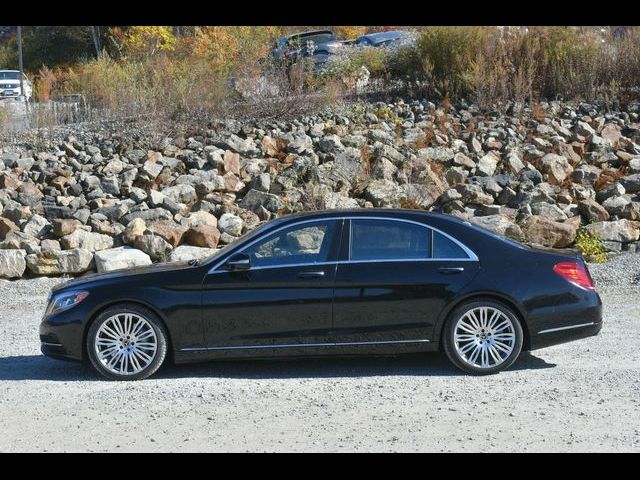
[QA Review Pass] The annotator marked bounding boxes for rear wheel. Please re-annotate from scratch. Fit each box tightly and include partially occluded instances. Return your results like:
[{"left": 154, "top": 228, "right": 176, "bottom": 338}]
[
  {"left": 87, "top": 304, "right": 168, "bottom": 381},
  {"left": 443, "top": 300, "right": 523, "bottom": 375}
]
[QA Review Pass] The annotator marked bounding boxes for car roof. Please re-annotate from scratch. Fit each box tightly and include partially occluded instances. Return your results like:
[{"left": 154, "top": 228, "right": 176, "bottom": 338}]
[{"left": 271, "top": 208, "right": 468, "bottom": 226}]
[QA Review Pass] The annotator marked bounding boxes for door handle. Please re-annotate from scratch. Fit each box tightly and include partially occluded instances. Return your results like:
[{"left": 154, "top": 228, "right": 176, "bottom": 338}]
[
  {"left": 438, "top": 267, "right": 465, "bottom": 274},
  {"left": 298, "top": 271, "right": 325, "bottom": 278}
]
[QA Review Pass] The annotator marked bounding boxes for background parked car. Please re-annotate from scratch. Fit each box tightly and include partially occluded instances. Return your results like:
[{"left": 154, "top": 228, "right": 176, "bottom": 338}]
[
  {"left": 354, "top": 30, "right": 415, "bottom": 49},
  {"left": 0, "top": 70, "right": 32, "bottom": 101},
  {"left": 271, "top": 29, "right": 347, "bottom": 70}
]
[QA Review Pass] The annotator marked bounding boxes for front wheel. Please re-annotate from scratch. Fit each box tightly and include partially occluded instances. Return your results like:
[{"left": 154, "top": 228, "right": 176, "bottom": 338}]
[
  {"left": 443, "top": 300, "right": 523, "bottom": 375},
  {"left": 87, "top": 304, "right": 168, "bottom": 381}
]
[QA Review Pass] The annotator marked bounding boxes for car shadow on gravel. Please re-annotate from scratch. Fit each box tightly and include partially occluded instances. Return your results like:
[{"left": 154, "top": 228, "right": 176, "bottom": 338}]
[{"left": 0, "top": 352, "right": 555, "bottom": 382}]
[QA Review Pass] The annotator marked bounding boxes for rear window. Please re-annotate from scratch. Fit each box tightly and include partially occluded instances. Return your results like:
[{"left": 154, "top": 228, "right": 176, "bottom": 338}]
[{"left": 350, "top": 219, "right": 430, "bottom": 261}]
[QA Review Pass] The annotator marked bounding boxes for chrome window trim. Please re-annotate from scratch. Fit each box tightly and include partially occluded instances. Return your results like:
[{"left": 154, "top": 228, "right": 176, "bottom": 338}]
[
  {"left": 537, "top": 322, "right": 595, "bottom": 335},
  {"left": 208, "top": 215, "right": 478, "bottom": 274},
  {"left": 180, "top": 338, "right": 430, "bottom": 352}
]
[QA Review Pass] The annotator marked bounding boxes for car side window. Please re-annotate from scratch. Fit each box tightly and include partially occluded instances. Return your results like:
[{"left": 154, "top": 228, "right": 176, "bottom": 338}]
[
  {"left": 350, "top": 219, "right": 431, "bottom": 261},
  {"left": 432, "top": 230, "right": 470, "bottom": 259},
  {"left": 244, "top": 221, "right": 337, "bottom": 268}
]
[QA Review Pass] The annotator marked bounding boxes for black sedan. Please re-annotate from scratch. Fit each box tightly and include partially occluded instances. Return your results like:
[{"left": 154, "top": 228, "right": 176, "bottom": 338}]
[{"left": 40, "top": 209, "right": 602, "bottom": 380}]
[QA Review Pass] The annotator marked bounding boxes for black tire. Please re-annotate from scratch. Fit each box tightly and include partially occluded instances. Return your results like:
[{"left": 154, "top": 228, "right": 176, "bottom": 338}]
[
  {"left": 443, "top": 299, "right": 523, "bottom": 375},
  {"left": 86, "top": 303, "right": 168, "bottom": 381}
]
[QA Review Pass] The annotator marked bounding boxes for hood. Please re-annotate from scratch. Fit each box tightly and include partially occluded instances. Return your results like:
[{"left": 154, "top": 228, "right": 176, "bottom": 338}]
[{"left": 51, "top": 260, "right": 196, "bottom": 293}]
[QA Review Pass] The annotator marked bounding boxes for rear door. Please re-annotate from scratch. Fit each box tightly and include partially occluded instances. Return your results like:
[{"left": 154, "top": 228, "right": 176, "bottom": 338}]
[{"left": 332, "top": 218, "right": 480, "bottom": 344}]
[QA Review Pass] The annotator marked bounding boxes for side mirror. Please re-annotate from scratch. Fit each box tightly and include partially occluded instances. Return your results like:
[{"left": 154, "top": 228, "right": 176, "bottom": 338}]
[{"left": 224, "top": 253, "right": 251, "bottom": 271}]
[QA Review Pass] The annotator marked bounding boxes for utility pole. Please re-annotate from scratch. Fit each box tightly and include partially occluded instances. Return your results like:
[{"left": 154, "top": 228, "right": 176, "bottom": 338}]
[
  {"left": 17, "top": 26, "right": 26, "bottom": 106},
  {"left": 90, "top": 26, "right": 101, "bottom": 58}
]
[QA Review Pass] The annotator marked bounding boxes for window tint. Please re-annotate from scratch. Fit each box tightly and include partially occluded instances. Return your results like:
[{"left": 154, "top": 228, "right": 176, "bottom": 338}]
[
  {"left": 433, "top": 230, "right": 469, "bottom": 259},
  {"left": 350, "top": 219, "right": 430, "bottom": 261},
  {"left": 244, "top": 221, "right": 337, "bottom": 268}
]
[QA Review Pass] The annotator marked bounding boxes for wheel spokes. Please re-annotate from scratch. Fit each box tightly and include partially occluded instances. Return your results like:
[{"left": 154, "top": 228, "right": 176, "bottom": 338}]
[
  {"left": 454, "top": 306, "right": 516, "bottom": 369},
  {"left": 95, "top": 313, "right": 157, "bottom": 376}
]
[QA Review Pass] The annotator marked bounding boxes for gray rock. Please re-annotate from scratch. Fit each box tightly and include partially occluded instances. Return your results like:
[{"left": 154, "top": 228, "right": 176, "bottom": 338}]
[
  {"left": 133, "top": 234, "right": 172, "bottom": 261},
  {"left": 476, "top": 152, "right": 499, "bottom": 177},
  {"left": 240, "top": 189, "right": 284, "bottom": 213},
  {"left": 586, "top": 219, "right": 640, "bottom": 243},
  {"left": 471, "top": 215, "right": 524, "bottom": 240},
  {"left": 169, "top": 245, "right": 217, "bottom": 263},
  {"left": 365, "top": 180, "right": 403, "bottom": 207},
  {"left": 541, "top": 153, "right": 573, "bottom": 183},
  {"left": 94, "top": 247, "right": 152, "bottom": 273},
  {"left": 22, "top": 214, "right": 50, "bottom": 238},
  {"left": 218, "top": 213, "right": 244, "bottom": 237},
  {"left": 0, "top": 249, "right": 26, "bottom": 278},
  {"left": 60, "top": 229, "right": 114, "bottom": 252},
  {"left": 26, "top": 248, "right": 94, "bottom": 275}
]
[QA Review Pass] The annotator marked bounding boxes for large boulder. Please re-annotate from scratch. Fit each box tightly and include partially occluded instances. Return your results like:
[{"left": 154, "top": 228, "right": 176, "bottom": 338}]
[
  {"left": 218, "top": 213, "right": 244, "bottom": 237},
  {"left": 540, "top": 153, "right": 573, "bottom": 184},
  {"left": 585, "top": 219, "right": 640, "bottom": 243},
  {"left": 94, "top": 247, "right": 152, "bottom": 273},
  {"left": 0, "top": 249, "right": 26, "bottom": 278},
  {"left": 470, "top": 215, "right": 524, "bottom": 241},
  {"left": 184, "top": 225, "right": 221, "bottom": 249},
  {"left": 520, "top": 215, "right": 577, "bottom": 248},
  {"left": 240, "top": 189, "right": 284, "bottom": 213},
  {"left": 133, "top": 234, "right": 172, "bottom": 261},
  {"left": 60, "top": 229, "right": 114, "bottom": 252},
  {"left": 578, "top": 199, "right": 610, "bottom": 223},
  {"left": 52, "top": 218, "right": 83, "bottom": 237},
  {"left": 476, "top": 152, "right": 499, "bottom": 177},
  {"left": 22, "top": 214, "right": 51, "bottom": 238},
  {"left": 146, "top": 220, "right": 187, "bottom": 247},
  {"left": 25, "top": 248, "right": 94, "bottom": 275},
  {"left": 365, "top": 180, "right": 402, "bottom": 207},
  {"left": 169, "top": 245, "right": 217, "bottom": 263}
]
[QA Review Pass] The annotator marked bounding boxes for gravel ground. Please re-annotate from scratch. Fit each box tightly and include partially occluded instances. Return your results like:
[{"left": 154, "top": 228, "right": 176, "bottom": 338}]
[{"left": 0, "top": 254, "right": 639, "bottom": 452}]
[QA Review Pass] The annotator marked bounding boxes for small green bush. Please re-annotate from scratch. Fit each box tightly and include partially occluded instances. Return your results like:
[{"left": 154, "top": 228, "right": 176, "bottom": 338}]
[{"left": 575, "top": 228, "right": 608, "bottom": 264}]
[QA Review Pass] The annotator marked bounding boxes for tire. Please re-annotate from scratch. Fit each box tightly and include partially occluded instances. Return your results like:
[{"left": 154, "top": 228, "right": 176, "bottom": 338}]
[
  {"left": 87, "top": 303, "right": 168, "bottom": 381},
  {"left": 443, "top": 299, "right": 523, "bottom": 375}
]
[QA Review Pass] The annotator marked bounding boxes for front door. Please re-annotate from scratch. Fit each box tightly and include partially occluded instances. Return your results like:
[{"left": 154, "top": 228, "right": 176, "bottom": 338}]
[{"left": 201, "top": 219, "right": 343, "bottom": 350}]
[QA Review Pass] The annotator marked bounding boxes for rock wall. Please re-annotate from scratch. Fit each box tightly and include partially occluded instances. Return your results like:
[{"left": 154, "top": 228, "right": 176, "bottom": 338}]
[{"left": 1, "top": 98, "right": 640, "bottom": 278}]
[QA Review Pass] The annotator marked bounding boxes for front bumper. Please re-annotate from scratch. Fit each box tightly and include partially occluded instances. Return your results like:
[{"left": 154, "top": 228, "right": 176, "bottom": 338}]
[{"left": 39, "top": 305, "right": 89, "bottom": 362}]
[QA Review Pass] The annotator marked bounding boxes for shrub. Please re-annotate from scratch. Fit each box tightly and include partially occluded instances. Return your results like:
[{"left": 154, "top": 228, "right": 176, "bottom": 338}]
[{"left": 575, "top": 228, "right": 608, "bottom": 264}]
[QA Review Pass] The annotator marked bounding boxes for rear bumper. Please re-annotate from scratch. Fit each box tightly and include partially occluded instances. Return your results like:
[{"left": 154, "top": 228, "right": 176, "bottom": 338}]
[
  {"left": 529, "top": 319, "right": 602, "bottom": 350},
  {"left": 528, "top": 294, "right": 603, "bottom": 350}
]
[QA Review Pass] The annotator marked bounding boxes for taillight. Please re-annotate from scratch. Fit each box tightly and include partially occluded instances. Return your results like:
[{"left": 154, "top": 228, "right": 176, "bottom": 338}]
[{"left": 553, "top": 262, "right": 595, "bottom": 290}]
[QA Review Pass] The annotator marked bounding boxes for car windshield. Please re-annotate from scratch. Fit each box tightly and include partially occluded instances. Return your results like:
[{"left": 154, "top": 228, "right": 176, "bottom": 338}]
[{"left": 0, "top": 71, "right": 20, "bottom": 80}]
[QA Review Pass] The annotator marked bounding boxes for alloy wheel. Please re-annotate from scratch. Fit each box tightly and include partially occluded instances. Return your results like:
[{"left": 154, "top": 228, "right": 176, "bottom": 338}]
[
  {"left": 94, "top": 313, "right": 158, "bottom": 376},
  {"left": 453, "top": 306, "right": 517, "bottom": 369}
]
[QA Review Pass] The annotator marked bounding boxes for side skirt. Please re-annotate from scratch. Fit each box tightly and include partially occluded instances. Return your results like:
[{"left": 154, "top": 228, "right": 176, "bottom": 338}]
[{"left": 173, "top": 339, "right": 437, "bottom": 363}]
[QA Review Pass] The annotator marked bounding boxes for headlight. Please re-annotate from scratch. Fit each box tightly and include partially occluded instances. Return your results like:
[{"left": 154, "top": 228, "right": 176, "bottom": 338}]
[{"left": 46, "top": 291, "right": 89, "bottom": 315}]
